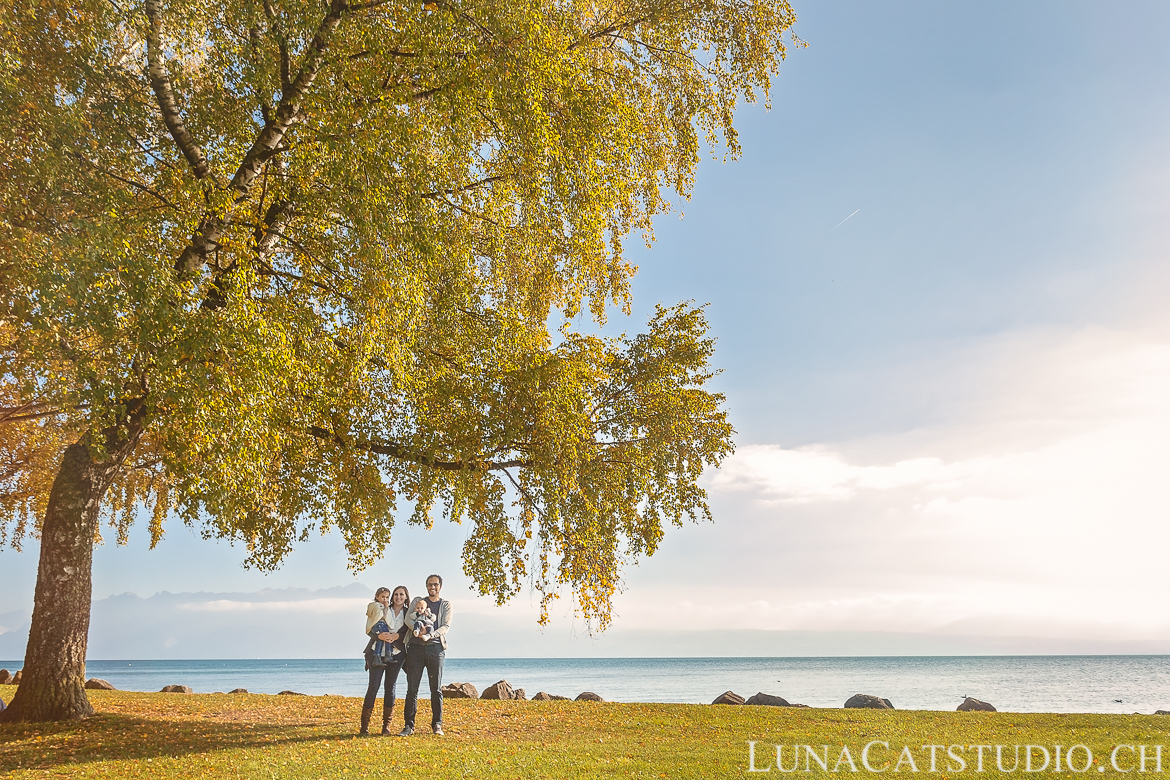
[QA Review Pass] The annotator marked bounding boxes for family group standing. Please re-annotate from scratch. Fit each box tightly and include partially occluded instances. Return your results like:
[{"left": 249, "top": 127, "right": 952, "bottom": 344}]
[{"left": 360, "top": 574, "right": 452, "bottom": 737}]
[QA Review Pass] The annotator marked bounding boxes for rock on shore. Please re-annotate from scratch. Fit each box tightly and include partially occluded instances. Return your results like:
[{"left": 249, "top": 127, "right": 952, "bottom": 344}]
[
  {"left": 481, "top": 680, "right": 520, "bottom": 700},
  {"left": 532, "top": 692, "right": 570, "bottom": 701},
  {"left": 0, "top": 669, "right": 12, "bottom": 684},
  {"left": 160, "top": 685, "right": 192, "bottom": 693},
  {"left": 442, "top": 682, "right": 478, "bottom": 699},
  {"left": 957, "top": 697, "right": 996, "bottom": 712},
  {"left": 229, "top": 688, "right": 249, "bottom": 694},
  {"left": 746, "top": 692, "right": 791, "bottom": 707},
  {"left": 712, "top": 691, "right": 746, "bottom": 705},
  {"left": 575, "top": 692, "right": 603, "bottom": 702},
  {"left": 844, "top": 694, "right": 894, "bottom": 710},
  {"left": 85, "top": 678, "right": 117, "bottom": 691}
]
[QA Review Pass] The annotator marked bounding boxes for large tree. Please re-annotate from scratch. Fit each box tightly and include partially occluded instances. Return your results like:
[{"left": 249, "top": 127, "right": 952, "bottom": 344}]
[{"left": 0, "top": 0, "right": 797, "bottom": 721}]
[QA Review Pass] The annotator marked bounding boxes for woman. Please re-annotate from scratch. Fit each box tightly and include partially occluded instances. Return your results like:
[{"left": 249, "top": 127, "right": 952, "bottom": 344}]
[{"left": 361, "top": 585, "right": 410, "bottom": 736}]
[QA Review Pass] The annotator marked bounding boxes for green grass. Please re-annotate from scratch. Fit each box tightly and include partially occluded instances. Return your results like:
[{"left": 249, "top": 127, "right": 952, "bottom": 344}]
[{"left": 2, "top": 684, "right": 1169, "bottom": 778}]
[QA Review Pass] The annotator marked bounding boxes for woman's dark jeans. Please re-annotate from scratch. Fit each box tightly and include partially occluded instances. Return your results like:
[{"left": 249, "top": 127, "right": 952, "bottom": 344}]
[
  {"left": 363, "top": 655, "right": 404, "bottom": 710},
  {"left": 403, "top": 643, "right": 444, "bottom": 728}
]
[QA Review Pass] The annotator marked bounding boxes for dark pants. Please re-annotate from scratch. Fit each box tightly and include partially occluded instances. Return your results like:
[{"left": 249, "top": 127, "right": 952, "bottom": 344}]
[
  {"left": 403, "top": 642, "right": 444, "bottom": 728},
  {"left": 363, "top": 655, "right": 404, "bottom": 710}
]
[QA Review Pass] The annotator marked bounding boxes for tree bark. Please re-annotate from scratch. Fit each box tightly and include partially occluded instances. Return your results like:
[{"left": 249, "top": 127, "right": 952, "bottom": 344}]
[{"left": 0, "top": 403, "right": 145, "bottom": 723}]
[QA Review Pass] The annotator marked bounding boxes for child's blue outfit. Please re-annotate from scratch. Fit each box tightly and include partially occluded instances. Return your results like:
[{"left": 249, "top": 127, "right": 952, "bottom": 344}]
[{"left": 370, "top": 619, "right": 394, "bottom": 662}]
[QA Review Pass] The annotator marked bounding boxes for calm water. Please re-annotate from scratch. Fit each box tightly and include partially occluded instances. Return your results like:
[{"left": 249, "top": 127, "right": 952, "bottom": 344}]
[{"left": 4, "top": 656, "right": 1168, "bottom": 713}]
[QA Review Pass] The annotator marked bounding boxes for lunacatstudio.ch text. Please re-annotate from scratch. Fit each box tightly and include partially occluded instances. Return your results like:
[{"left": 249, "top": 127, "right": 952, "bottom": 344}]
[{"left": 747, "top": 742, "right": 1166, "bottom": 774}]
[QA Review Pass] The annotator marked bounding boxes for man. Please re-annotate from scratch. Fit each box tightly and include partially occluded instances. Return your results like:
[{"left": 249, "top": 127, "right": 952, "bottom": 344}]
[{"left": 399, "top": 574, "right": 452, "bottom": 736}]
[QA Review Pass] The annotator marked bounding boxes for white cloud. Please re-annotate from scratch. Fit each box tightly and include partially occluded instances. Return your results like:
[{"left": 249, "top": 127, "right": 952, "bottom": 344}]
[
  {"left": 709, "top": 445, "right": 990, "bottom": 502},
  {"left": 180, "top": 597, "right": 367, "bottom": 613},
  {"left": 690, "top": 325, "right": 1170, "bottom": 639},
  {"left": 178, "top": 594, "right": 515, "bottom": 616}
]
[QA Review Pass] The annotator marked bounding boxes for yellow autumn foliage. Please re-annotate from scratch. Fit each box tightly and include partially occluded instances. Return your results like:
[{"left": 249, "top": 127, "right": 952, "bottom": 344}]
[{"left": 0, "top": 0, "right": 798, "bottom": 627}]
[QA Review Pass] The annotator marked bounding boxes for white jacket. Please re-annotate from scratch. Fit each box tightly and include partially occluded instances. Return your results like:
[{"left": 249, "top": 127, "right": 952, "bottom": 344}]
[{"left": 364, "top": 601, "right": 386, "bottom": 634}]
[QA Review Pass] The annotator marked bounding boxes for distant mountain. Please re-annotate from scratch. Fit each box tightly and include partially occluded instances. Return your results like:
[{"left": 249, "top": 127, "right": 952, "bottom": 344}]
[
  {"left": 0, "top": 583, "right": 374, "bottom": 660},
  {"left": 5, "top": 585, "right": 1170, "bottom": 660}
]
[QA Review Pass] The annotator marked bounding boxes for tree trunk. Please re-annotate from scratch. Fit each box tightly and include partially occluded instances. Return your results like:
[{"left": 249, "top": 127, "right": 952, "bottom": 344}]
[{"left": 0, "top": 404, "right": 145, "bottom": 723}]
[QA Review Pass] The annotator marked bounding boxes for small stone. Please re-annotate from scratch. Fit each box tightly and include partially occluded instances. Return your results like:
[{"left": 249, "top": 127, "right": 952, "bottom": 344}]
[
  {"left": 441, "top": 682, "right": 478, "bottom": 699},
  {"left": 1155, "top": 710, "right": 1170, "bottom": 715},
  {"left": 229, "top": 688, "right": 249, "bottom": 694},
  {"left": 957, "top": 697, "right": 996, "bottom": 712},
  {"left": 844, "top": 694, "right": 893, "bottom": 710},
  {"left": 532, "top": 692, "right": 571, "bottom": 701},
  {"left": 712, "top": 691, "right": 746, "bottom": 705},
  {"left": 85, "top": 678, "right": 116, "bottom": 691},
  {"left": 514, "top": 688, "right": 527, "bottom": 700},
  {"left": 575, "top": 691, "right": 603, "bottom": 702},
  {"left": 160, "top": 684, "right": 192, "bottom": 694},
  {"left": 277, "top": 690, "right": 306, "bottom": 695},
  {"left": 11, "top": 670, "right": 21, "bottom": 684},
  {"left": 480, "top": 680, "right": 516, "bottom": 700},
  {"left": 746, "top": 692, "right": 791, "bottom": 707}
]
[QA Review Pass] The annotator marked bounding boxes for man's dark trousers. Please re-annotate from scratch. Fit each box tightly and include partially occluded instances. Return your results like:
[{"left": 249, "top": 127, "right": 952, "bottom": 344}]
[{"left": 403, "top": 642, "right": 444, "bottom": 729}]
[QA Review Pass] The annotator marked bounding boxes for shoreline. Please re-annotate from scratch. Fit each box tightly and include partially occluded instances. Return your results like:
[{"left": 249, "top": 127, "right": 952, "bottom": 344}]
[
  {"left": 4, "top": 683, "right": 1169, "bottom": 718},
  {"left": 5, "top": 656, "right": 1168, "bottom": 714},
  {"left": 4, "top": 688, "right": 1170, "bottom": 779}
]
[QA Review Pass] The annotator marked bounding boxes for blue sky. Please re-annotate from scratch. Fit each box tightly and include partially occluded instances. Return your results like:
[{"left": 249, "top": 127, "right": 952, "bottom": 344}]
[{"left": 4, "top": 0, "right": 1170, "bottom": 658}]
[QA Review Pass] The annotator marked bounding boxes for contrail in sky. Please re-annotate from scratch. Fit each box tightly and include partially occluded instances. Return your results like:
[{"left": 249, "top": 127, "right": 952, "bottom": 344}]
[{"left": 833, "top": 208, "right": 860, "bottom": 229}]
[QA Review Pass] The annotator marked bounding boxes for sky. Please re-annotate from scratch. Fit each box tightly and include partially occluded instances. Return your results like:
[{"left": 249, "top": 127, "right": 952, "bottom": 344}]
[{"left": 4, "top": 0, "right": 1170, "bottom": 659}]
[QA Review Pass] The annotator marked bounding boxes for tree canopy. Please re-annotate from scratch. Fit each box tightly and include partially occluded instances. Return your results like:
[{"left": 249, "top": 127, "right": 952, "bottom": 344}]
[{"left": 0, "top": 0, "right": 797, "bottom": 720}]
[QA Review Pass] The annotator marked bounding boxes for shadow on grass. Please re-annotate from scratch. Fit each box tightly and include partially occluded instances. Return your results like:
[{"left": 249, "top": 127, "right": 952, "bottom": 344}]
[{"left": 0, "top": 712, "right": 350, "bottom": 773}]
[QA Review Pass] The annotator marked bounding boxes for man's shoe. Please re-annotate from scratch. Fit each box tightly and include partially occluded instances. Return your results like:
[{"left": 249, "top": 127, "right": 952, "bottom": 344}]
[
  {"left": 432, "top": 724, "right": 444, "bottom": 736},
  {"left": 397, "top": 726, "right": 413, "bottom": 737}
]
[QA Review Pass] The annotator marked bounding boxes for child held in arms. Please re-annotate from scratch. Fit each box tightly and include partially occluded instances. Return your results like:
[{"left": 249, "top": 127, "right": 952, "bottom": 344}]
[
  {"left": 365, "top": 588, "right": 396, "bottom": 667},
  {"left": 411, "top": 600, "right": 437, "bottom": 640}
]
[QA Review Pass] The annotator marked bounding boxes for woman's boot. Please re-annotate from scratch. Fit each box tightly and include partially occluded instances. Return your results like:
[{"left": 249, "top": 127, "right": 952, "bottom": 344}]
[
  {"left": 380, "top": 700, "right": 394, "bottom": 736},
  {"left": 359, "top": 706, "right": 374, "bottom": 736}
]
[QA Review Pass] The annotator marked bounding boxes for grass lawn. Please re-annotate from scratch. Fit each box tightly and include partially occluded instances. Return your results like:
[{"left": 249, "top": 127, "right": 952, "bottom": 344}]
[{"left": 3, "top": 684, "right": 1170, "bottom": 778}]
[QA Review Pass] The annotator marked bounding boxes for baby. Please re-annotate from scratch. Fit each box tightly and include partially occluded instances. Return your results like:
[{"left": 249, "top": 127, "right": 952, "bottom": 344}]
[{"left": 412, "top": 600, "right": 437, "bottom": 640}]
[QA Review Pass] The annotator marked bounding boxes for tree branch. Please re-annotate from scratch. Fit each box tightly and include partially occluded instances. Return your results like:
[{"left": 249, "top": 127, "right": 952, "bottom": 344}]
[
  {"left": 307, "top": 425, "right": 531, "bottom": 471},
  {"left": 262, "top": 0, "right": 293, "bottom": 94},
  {"left": 420, "top": 175, "right": 505, "bottom": 199},
  {"left": 230, "top": 0, "right": 348, "bottom": 196},
  {"left": 66, "top": 151, "right": 179, "bottom": 210},
  {"left": 201, "top": 198, "right": 298, "bottom": 309},
  {"left": 0, "top": 403, "right": 66, "bottom": 424},
  {"left": 254, "top": 198, "right": 297, "bottom": 259},
  {"left": 256, "top": 260, "right": 355, "bottom": 306},
  {"left": 144, "top": 0, "right": 211, "bottom": 180},
  {"left": 431, "top": 195, "right": 499, "bottom": 225},
  {"left": 503, "top": 467, "right": 547, "bottom": 520},
  {"left": 173, "top": 0, "right": 349, "bottom": 278}
]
